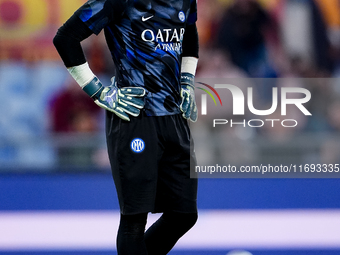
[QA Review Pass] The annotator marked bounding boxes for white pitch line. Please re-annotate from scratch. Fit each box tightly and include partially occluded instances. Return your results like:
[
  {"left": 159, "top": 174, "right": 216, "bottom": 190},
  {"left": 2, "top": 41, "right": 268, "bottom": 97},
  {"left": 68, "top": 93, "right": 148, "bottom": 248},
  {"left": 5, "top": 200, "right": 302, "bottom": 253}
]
[
  {"left": 0, "top": 209, "right": 340, "bottom": 251},
  {"left": 176, "top": 209, "right": 340, "bottom": 249}
]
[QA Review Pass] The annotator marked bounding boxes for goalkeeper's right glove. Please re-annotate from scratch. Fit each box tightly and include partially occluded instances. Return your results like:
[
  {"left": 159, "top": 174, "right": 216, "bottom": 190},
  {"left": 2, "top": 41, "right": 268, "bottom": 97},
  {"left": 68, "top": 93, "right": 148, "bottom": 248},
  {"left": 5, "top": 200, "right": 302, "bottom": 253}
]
[{"left": 83, "top": 76, "right": 146, "bottom": 121}]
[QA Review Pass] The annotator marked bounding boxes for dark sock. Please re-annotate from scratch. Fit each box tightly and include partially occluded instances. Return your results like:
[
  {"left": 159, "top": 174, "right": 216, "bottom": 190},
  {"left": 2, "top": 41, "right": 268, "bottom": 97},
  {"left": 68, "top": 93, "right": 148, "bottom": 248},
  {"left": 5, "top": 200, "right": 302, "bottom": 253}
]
[
  {"left": 144, "top": 212, "right": 198, "bottom": 255},
  {"left": 116, "top": 213, "right": 148, "bottom": 255}
]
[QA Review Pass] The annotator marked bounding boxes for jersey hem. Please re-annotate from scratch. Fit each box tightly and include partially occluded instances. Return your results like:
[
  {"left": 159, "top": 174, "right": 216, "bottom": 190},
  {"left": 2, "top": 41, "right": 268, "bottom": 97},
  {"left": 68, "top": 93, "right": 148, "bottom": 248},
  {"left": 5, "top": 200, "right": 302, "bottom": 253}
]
[{"left": 144, "top": 108, "right": 182, "bottom": 117}]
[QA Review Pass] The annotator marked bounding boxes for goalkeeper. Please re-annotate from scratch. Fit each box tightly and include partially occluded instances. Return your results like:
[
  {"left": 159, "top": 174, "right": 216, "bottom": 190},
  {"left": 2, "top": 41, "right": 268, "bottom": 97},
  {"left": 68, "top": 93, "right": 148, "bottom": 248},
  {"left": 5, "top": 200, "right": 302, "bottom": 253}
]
[{"left": 53, "top": 0, "right": 199, "bottom": 254}]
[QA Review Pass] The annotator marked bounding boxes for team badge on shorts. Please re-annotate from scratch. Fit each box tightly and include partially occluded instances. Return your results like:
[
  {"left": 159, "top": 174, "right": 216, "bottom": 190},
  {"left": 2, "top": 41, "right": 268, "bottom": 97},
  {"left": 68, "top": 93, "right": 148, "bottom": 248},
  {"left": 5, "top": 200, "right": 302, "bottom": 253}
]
[
  {"left": 178, "top": 11, "right": 185, "bottom": 22},
  {"left": 131, "top": 138, "right": 145, "bottom": 153}
]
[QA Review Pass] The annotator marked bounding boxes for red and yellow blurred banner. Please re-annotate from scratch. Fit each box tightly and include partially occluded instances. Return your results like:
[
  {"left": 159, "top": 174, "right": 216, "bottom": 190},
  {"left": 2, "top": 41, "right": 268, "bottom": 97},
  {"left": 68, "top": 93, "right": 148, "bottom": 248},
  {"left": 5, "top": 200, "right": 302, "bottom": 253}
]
[{"left": 0, "top": 0, "right": 86, "bottom": 61}]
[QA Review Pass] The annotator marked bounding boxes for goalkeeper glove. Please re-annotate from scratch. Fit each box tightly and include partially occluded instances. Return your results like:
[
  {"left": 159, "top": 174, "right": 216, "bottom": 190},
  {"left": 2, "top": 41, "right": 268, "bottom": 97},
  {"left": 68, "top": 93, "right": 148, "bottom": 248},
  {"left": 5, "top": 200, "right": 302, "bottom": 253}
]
[
  {"left": 180, "top": 73, "right": 198, "bottom": 122},
  {"left": 83, "top": 76, "right": 146, "bottom": 121}
]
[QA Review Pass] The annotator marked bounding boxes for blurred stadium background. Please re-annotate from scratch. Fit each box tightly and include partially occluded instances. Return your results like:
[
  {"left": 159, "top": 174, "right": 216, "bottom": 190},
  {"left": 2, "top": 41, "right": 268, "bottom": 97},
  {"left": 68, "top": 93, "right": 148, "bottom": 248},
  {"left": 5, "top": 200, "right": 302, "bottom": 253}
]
[{"left": 1, "top": 0, "right": 340, "bottom": 254}]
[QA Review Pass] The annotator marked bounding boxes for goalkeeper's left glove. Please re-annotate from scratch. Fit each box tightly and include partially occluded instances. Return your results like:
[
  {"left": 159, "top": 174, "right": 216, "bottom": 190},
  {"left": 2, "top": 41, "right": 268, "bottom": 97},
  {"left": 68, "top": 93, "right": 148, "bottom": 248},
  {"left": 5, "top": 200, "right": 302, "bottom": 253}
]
[{"left": 180, "top": 72, "right": 198, "bottom": 122}]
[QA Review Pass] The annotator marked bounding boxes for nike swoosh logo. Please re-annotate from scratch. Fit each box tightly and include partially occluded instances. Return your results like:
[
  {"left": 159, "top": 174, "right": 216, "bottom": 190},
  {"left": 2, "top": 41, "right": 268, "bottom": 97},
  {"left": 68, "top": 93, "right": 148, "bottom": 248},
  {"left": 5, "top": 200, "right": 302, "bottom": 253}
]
[{"left": 142, "top": 15, "right": 154, "bottom": 22}]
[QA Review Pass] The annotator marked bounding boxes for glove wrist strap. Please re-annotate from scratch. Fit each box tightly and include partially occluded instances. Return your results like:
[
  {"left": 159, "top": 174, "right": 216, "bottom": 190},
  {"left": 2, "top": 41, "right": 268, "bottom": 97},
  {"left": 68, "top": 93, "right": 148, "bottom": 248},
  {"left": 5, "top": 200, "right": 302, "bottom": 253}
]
[
  {"left": 181, "top": 72, "right": 195, "bottom": 88},
  {"left": 83, "top": 77, "right": 104, "bottom": 99}
]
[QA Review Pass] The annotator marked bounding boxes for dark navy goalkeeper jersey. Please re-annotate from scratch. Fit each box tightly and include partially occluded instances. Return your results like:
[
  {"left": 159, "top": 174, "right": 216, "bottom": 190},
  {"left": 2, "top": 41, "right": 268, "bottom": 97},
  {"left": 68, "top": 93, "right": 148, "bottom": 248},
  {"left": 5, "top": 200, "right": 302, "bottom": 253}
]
[{"left": 76, "top": 0, "right": 197, "bottom": 116}]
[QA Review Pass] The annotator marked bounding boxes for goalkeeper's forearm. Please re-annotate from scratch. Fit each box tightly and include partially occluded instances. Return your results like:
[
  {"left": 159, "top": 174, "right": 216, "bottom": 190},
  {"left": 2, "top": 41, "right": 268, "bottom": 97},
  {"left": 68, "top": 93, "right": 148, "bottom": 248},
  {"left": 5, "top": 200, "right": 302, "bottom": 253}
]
[
  {"left": 53, "top": 13, "right": 93, "bottom": 69},
  {"left": 181, "top": 22, "right": 199, "bottom": 84},
  {"left": 53, "top": 13, "right": 103, "bottom": 97}
]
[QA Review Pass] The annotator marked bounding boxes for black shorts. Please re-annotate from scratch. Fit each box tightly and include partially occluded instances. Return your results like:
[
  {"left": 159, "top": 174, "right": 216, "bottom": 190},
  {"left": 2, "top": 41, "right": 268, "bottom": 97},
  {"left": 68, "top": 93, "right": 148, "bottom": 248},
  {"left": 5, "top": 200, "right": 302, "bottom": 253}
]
[{"left": 105, "top": 111, "right": 197, "bottom": 215}]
